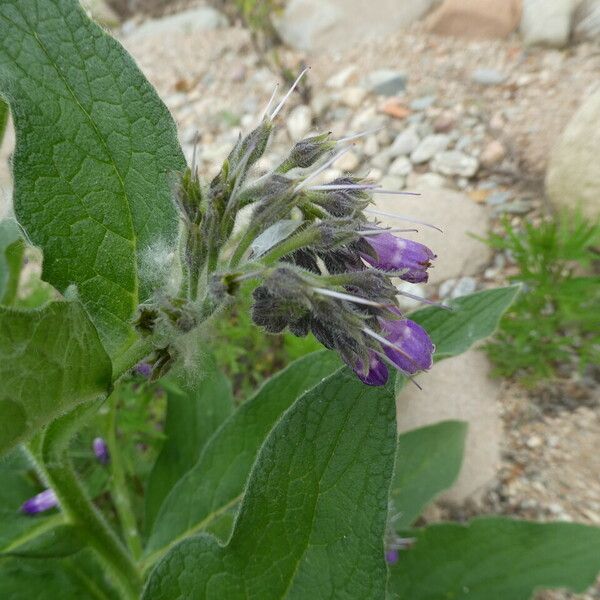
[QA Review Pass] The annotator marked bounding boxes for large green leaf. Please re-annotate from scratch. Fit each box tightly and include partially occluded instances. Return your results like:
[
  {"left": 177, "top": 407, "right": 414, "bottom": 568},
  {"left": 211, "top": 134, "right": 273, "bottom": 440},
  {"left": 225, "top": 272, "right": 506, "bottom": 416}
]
[
  {"left": 0, "top": 220, "right": 24, "bottom": 305},
  {"left": 388, "top": 518, "right": 600, "bottom": 600},
  {"left": 411, "top": 287, "right": 519, "bottom": 359},
  {"left": 391, "top": 421, "right": 467, "bottom": 530},
  {"left": 144, "top": 351, "right": 341, "bottom": 567},
  {"left": 144, "top": 368, "right": 234, "bottom": 531},
  {"left": 0, "top": 301, "right": 112, "bottom": 456},
  {"left": 143, "top": 368, "right": 397, "bottom": 600},
  {"left": 0, "top": 524, "right": 85, "bottom": 560},
  {"left": 0, "top": 0, "right": 185, "bottom": 356}
]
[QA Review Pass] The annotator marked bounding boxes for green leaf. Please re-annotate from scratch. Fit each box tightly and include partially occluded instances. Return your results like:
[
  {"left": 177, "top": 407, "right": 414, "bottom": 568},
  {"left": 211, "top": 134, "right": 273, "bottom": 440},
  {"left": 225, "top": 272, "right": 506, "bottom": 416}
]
[
  {"left": 391, "top": 421, "right": 467, "bottom": 530},
  {"left": 0, "top": 0, "right": 185, "bottom": 356},
  {"left": 0, "top": 550, "right": 120, "bottom": 600},
  {"left": 0, "top": 98, "right": 7, "bottom": 147},
  {"left": 411, "top": 287, "right": 519, "bottom": 359},
  {"left": 396, "top": 287, "right": 519, "bottom": 395},
  {"left": 144, "top": 351, "right": 341, "bottom": 567},
  {"left": 144, "top": 367, "right": 234, "bottom": 531},
  {"left": 0, "top": 220, "right": 24, "bottom": 305},
  {"left": 388, "top": 518, "right": 600, "bottom": 600},
  {"left": 0, "top": 524, "right": 84, "bottom": 560},
  {"left": 0, "top": 301, "right": 112, "bottom": 456},
  {"left": 143, "top": 368, "right": 397, "bottom": 600}
]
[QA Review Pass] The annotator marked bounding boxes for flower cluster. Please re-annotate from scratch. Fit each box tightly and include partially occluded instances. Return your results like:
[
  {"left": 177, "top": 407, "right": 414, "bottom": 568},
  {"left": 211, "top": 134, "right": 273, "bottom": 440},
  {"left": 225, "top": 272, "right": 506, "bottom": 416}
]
[{"left": 149, "top": 70, "right": 439, "bottom": 386}]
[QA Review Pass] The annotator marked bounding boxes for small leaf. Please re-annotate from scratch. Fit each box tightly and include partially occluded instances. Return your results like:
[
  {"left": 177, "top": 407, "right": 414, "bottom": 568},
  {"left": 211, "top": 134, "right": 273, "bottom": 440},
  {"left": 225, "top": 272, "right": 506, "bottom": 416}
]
[
  {"left": 143, "top": 369, "right": 397, "bottom": 600},
  {"left": 387, "top": 518, "right": 600, "bottom": 600},
  {"left": 144, "top": 351, "right": 341, "bottom": 566},
  {"left": 0, "top": 0, "right": 185, "bottom": 356},
  {"left": 0, "top": 301, "right": 112, "bottom": 456},
  {"left": 0, "top": 524, "right": 84, "bottom": 560},
  {"left": 396, "top": 287, "right": 519, "bottom": 395},
  {"left": 144, "top": 367, "right": 234, "bottom": 531},
  {"left": 391, "top": 421, "right": 467, "bottom": 529},
  {"left": 0, "top": 220, "right": 24, "bottom": 305},
  {"left": 250, "top": 220, "right": 303, "bottom": 258}
]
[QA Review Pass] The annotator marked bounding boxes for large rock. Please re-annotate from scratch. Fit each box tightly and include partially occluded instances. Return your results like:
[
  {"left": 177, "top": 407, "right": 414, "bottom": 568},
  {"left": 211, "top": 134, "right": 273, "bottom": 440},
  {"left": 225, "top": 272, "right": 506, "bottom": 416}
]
[
  {"left": 124, "top": 6, "right": 228, "bottom": 39},
  {"left": 274, "top": 0, "right": 439, "bottom": 52},
  {"left": 426, "top": 0, "right": 522, "bottom": 39},
  {"left": 396, "top": 350, "right": 502, "bottom": 503},
  {"left": 546, "top": 90, "right": 600, "bottom": 220},
  {"left": 373, "top": 187, "right": 492, "bottom": 284},
  {"left": 521, "top": 0, "right": 573, "bottom": 47}
]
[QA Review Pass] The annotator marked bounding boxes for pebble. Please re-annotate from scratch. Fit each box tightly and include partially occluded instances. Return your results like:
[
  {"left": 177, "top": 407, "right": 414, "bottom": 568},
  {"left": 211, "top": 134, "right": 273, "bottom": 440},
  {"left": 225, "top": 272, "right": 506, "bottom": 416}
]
[
  {"left": 496, "top": 200, "right": 534, "bottom": 215},
  {"left": 327, "top": 65, "right": 357, "bottom": 89},
  {"left": 363, "top": 135, "right": 379, "bottom": 157},
  {"left": 471, "top": 68, "right": 507, "bottom": 86},
  {"left": 396, "top": 281, "right": 427, "bottom": 311},
  {"left": 486, "top": 191, "right": 512, "bottom": 206},
  {"left": 389, "top": 128, "right": 421, "bottom": 157},
  {"left": 480, "top": 140, "right": 507, "bottom": 168},
  {"left": 334, "top": 150, "right": 361, "bottom": 172},
  {"left": 433, "top": 110, "right": 457, "bottom": 133},
  {"left": 431, "top": 150, "right": 480, "bottom": 178},
  {"left": 363, "top": 69, "right": 408, "bottom": 96},
  {"left": 407, "top": 172, "right": 448, "bottom": 190},
  {"left": 410, "top": 134, "right": 450, "bottom": 164},
  {"left": 380, "top": 98, "right": 410, "bottom": 119},
  {"left": 410, "top": 95, "right": 436, "bottom": 111},
  {"left": 527, "top": 435, "right": 543, "bottom": 449},
  {"left": 286, "top": 105, "right": 312, "bottom": 140},
  {"left": 379, "top": 174, "right": 405, "bottom": 191},
  {"left": 388, "top": 156, "right": 413, "bottom": 177},
  {"left": 371, "top": 149, "right": 393, "bottom": 170},
  {"left": 342, "top": 87, "right": 368, "bottom": 109},
  {"left": 439, "top": 276, "right": 477, "bottom": 299}
]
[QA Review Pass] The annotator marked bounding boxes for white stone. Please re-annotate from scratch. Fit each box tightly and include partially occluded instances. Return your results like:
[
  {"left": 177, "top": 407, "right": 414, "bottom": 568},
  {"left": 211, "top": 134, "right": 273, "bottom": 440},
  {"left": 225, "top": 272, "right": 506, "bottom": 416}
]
[
  {"left": 546, "top": 89, "right": 600, "bottom": 220},
  {"left": 286, "top": 105, "right": 313, "bottom": 140},
  {"left": 326, "top": 65, "right": 358, "bottom": 88},
  {"left": 396, "top": 350, "right": 502, "bottom": 503},
  {"left": 334, "top": 150, "right": 361, "bottom": 172},
  {"left": 124, "top": 7, "right": 228, "bottom": 39},
  {"left": 574, "top": 0, "right": 600, "bottom": 42},
  {"left": 410, "top": 134, "right": 450, "bottom": 164},
  {"left": 406, "top": 172, "right": 448, "bottom": 190},
  {"left": 81, "top": 0, "right": 119, "bottom": 26},
  {"left": 363, "top": 136, "right": 380, "bottom": 157},
  {"left": 373, "top": 188, "right": 492, "bottom": 283},
  {"left": 432, "top": 150, "right": 480, "bottom": 178},
  {"left": 274, "top": 0, "right": 438, "bottom": 52},
  {"left": 390, "top": 127, "right": 421, "bottom": 157},
  {"left": 388, "top": 156, "right": 413, "bottom": 177},
  {"left": 521, "top": 0, "right": 574, "bottom": 48},
  {"left": 342, "top": 87, "right": 368, "bottom": 109},
  {"left": 439, "top": 276, "right": 478, "bottom": 299}
]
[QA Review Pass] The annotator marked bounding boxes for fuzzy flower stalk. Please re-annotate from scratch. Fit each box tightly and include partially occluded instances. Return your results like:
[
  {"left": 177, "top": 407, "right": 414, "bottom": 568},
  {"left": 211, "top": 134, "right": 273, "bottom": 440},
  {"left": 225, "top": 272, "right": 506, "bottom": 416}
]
[{"left": 139, "top": 70, "right": 440, "bottom": 386}]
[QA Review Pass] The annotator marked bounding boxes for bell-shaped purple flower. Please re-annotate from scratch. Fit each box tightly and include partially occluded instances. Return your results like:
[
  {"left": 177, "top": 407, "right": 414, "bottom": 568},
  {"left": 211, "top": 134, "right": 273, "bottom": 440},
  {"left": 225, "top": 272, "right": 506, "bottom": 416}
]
[
  {"left": 349, "top": 352, "right": 389, "bottom": 386},
  {"left": 386, "top": 549, "right": 400, "bottom": 564},
  {"left": 135, "top": 362, "right": 152, "bottom": 378},
  {"left": 380, "top": 317, "right": 434, "bottom": 374},
  {"left": 21, "top": 489, "right": 58, "bottom": 515},
  {"left": 361, "top": 232, "right": 435, "bottom": 283},
  {"left": 92, "top": 437, "right": 110, "bottom": 465}
]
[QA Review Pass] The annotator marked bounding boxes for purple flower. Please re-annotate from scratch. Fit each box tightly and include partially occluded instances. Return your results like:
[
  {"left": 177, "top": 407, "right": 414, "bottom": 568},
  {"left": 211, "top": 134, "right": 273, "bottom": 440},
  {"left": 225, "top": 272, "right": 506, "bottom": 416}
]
[
  {"left": 380, "top": 317, "right": 434, "bottom": 375},
  {"left": 386, "top": 549, "right": 400, "bottom": 564},
  {"left": 135, "top": 362, "right": 152, "bottom": 378},
  {"left": 92, "top": 437, "right": 110, "bottom": 465},
  {"left": 361, "top": 232, "right": 435, "bottom": 283},
  {"left": 350, "top": 352, "right": 389, "bottom": 387},
  {"left": 21, "top": 489, "right": 58, "bottom": 515}
]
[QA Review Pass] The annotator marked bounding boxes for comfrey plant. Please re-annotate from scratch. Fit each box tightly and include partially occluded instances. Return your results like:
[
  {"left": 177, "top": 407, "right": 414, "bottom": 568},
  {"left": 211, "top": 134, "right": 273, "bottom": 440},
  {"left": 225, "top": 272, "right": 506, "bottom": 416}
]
[{"left": 1, "top": 2, "right": 600, "bottom": 600}]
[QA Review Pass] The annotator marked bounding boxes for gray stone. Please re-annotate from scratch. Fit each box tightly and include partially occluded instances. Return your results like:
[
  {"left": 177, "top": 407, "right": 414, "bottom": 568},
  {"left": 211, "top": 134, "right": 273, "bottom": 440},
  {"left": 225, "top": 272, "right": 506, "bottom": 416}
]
[
  {"left": 521, "top": 0, "right": 573, "bottom": 48},
  {"left": 410, "top": 95, "right": 437, "bottom": 111},
  {"left": 390, "top": 128, "right": 421, "bottom": 157},
  {"left": 396, "top": 350, "right": 502, "bottom": 503},
  {"left": 574, "top": 0, "right": 600, "bottom": 42},
  {"left": 373, "top": 188, "right": 492, "bottom": 283},
  {"left": 274, "top": 0, "right": 439, "bottom": 52},
  {"left": 125, "top": 7, "right": 227, "bottom": 39},
  {"left": 546, "top": 89, "right": 600, "bottom": 220},
  {"left": 363, "top": 70, "right": 408, "bottom": 96},
  {"left": 439, "top": 276, "right": 478, "bottom": 299},
  {"left": 471, "top": 68, "right": 507, "bottom": 86},
  {"left": 432, "top": 150, "right": 480, "bottom": 177},
  {"left": 406, "top": 172, "right": 448, "bottom": 190},
  {"left": 286, "top": 105, "right": 313, "bottom": 140},
  {"left": 486, "top": 191, "right": 512, "bottom": 206},
  {"left": 410, "top": 134, "right": 450, "bottom": 164},
  {"left": 334, "top": 150, "right": 361, "bottom": 172},
  {"left": 388, "top": 156, "right": 413, "bottom": 177}
]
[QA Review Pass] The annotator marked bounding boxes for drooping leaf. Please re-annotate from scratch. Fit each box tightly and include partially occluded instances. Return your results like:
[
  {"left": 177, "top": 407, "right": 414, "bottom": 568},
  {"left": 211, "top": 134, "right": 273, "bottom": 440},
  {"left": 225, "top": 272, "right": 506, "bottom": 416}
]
[
  {"left": 143, "top": 368, "right": 397, "bottom": 600},
  {"left": 0, "top": 549, "right": 120, "bottom": 600},
  {"left": 396, "top": 287, "right": 519, "bottom": 394},
  {"left": 387, "top": 518, "right": 600, "bottom": 600},
  {"left": 0, "top": 220, "right": 24, "bottom": 305},
  {"left": 0, "top": 524, "right": 84, "bottom": 560},
  {"left": 391, "top": 421, "right": 467, "bottom": 530},
  {"left": 144, "top": 367, "right": 234, "bottom": 531},
  {"left": 0, "top": 301, "right": 112, "bottom": 456},
  {"left": 0, "top": 0, "right": 185, "bottom": 356},
  {"left": 144, "top": 351, "right": 341, "bottom": 566}
]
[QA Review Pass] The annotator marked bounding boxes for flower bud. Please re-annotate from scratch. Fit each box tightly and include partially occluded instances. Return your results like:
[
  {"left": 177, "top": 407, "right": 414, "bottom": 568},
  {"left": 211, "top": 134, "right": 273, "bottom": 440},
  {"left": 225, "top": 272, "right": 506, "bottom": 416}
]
[
  {"left": 348, "top": 352, "right": 389, "bottom": 386},
  {"left": 92, "top": 437, "right": 110, "bottom": 465},
  {"left": 21, "top": 489, "right": 58, "bottom": 515},
  {"left": 361, "top": 232, "right": 436, "bottom": 283},
  {"left": 277, "top": 133, "right": 335, "bottom": 172},
  {"left": 379, "top": 317, "right": 434, "bottom": 374},
  {"left": 176, "top": 167, "right": 203, "bottom": 224}
]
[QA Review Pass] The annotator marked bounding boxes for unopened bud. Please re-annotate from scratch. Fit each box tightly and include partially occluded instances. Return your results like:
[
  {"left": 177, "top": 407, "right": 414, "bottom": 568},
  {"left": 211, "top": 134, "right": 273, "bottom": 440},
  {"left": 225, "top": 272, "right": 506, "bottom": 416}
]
[{"left": 277, "top": 133, "right": 335, "bottom": 173}]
